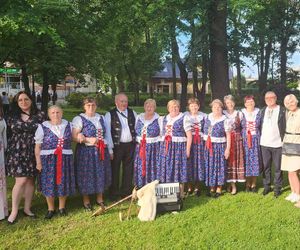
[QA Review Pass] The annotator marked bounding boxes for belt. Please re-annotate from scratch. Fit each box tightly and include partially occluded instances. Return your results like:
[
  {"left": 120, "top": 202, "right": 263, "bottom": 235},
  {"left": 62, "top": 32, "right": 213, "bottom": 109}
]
[{"left": 285, "top": 132, "right": 300, "bottom": 135}]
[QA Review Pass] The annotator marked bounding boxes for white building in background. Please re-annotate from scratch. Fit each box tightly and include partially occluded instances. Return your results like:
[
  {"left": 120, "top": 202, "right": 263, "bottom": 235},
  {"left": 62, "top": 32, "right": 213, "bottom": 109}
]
[{"left": 0, "top": 63, "right": 24, "bottom": 96}]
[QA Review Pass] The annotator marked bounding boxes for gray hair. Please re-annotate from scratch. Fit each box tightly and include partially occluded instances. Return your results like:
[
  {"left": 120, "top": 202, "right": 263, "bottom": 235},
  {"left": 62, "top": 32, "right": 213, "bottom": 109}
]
[
  {"left": 284, "top": 94, "right": 298, "bottom": 108},
  {"left": 223, "top": 94, "right": 235, "bottom": 103}
]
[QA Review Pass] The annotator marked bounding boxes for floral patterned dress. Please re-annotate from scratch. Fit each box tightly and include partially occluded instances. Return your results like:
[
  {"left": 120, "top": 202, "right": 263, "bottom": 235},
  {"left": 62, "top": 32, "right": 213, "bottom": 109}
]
[
  {"left": 223, "top": 110, "right": 245, "bottom": 183},
  {"left": 73, "top": 113, "right": 112, "bottom": 195},
  {"left": 203, "top": 114, "right": 230, "bottom": 187},
  {"left": 0, "top": 119, "right": 7, "bottom": 220},
  {"left": 134, "top": 113, "right": 161, "bottom": 187},
  {"left": 6, "top": 111, "right": 45, "bottom": 177},
  {"left": 35, "top": 120, "right": 76, "bottom": 197},
  {"left": 185, "top": 111, "right": 207, "bottom": 182},
  {"left": 241, "top": 108, "right": 261, "bottom": 177},
  {"left": 158, "top": 113, "right": 191, "bottom": 183}
]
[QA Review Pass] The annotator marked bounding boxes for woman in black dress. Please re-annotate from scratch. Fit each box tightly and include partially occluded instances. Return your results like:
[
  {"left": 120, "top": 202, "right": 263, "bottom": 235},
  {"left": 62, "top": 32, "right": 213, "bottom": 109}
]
[{"left": 6, "top": 91, "right": 44, "bottom": 224}]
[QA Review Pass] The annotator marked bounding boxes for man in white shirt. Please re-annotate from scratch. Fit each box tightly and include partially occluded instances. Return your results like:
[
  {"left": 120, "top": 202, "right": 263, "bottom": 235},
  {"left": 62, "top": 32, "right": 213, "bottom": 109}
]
[
  {"left": 105, "top": 93, "right": 137, "bottom": 199},
  {"left": 260, "top": 91, "right": 286, "bottom": 197}
]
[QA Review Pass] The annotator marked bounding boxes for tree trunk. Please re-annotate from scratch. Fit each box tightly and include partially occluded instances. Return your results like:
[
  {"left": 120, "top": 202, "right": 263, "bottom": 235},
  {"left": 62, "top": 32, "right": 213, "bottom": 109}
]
[
  {"left": 19, "top": 56, "right": 30, "bottom": 94},
  {"left": 171, "top": 44, "right": 177, "bottom": 99},
  {"left": 111, "top": 75, "right": 116, "bottom": 98},
  {"left": 31, "top": 74, "right": 36, "bottom": 103},
  {"left": 200, "top": 52, "right": 208, "bottom": 109},
  {"left": 236, "top": 56, "right": 242, "bottom": 98},
  {"left": 41, "top": 69, "right": 49, "bottom": 112},
  {"left": 208, "top": 0, "right": 230, "bottom": 100},
  {"left": 280, "top": 36, "right": 288, "bottom": 85},
  {"left": 145, "top": 29, "right": 154, "bottom": 98},
  {"left": 258, "top": 40, "right": 272, "bottom": 92},
  {"left": 170, "top": 27, "right": 188, "bottom": 111},
  {"left": 190, "top": 19, "right": 200, "bottom": 98},
  {"left": 51, "top": 83, "right": 57, "bottom": 105},
  {"left": 117, "top": 74, "right": 125, "bottom": 92}
]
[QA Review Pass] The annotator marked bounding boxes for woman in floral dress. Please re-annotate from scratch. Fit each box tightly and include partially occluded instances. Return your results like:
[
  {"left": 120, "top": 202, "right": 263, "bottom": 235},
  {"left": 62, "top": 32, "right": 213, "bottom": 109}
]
[
  {"left": 6, "top": 91, "right": 45, "bottom": 224},
  {"left": 134, "top": 99, "right": 160, "bottom": 187},
  {"left": 158, "top": 100, "right": 192, "bottom": 191},
  {"left": 35, "top": 106, "right": 75, "bottom": 219},
  {"left": 185, "top": 97, "right": 206, "bottom": 196},
  {"left": 203, "top": 99, "right": 231, "bottom": 198},
  {"left": 72, "top": 97, "right": 113, "bottom": 211},
  {"left": 223, "top": 95, "right": 245, "bottom": 195},
  {"left": 241, "top": 95, "right": 261, "bottom": 192}
]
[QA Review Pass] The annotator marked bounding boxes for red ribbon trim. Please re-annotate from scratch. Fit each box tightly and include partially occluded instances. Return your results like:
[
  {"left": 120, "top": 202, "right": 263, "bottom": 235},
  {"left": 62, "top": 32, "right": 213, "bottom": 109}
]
[
  {"left": 139, "top": 133, "right": 147, "bottom": 177},
  {"left": 165, "top": 135, "right": 172, "bottom": 155},
  {"left": 193, "top": 126, "right": 200, "bottom": 144},
  {"left": 97, "top": 139, "right": 106, "bottom": 161},
  {"left": 54, "top": 145, "right": 63, "bottom": 185},
  {"left": 206, "top": 135, "right": 213, "bottom": 156},
  {"left": 247, "top": 130, "right": 252, "bottom": 148}
]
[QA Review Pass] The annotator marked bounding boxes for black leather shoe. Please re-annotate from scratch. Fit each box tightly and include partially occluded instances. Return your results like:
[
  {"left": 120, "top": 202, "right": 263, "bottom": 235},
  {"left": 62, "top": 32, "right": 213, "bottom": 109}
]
[
  {"left": 59, "top": 208, "right": 67, "bottom": 216},
  {"left": 214, "top": 192, "right": 222, "bottom": 198},
  {"left": 251, "top": 187, "right": 257, "bottom": 193},
  {"left": 44, "top": 210, "right": 56, "bottom": 220},
  {"left": 83, "top": 204, "right": 93, "bottom": 212},
  {"left": 263, "top": 188, "right": 271, "bottom": 196},
  {"left": 23, "top": 211, "right": 37, "bottom": 219},
  {"left": 274, "top": 190, "right": 281, "bottom": 198},
  {"left": 194, "top": 189, "right": 201, "bottom": 197}
]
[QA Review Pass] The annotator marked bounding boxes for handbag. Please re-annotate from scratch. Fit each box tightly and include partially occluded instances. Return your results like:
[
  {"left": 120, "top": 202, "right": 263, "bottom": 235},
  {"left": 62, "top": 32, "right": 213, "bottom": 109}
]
[{"left": 282, "top": 142, "right": 300, "bottom": 156}]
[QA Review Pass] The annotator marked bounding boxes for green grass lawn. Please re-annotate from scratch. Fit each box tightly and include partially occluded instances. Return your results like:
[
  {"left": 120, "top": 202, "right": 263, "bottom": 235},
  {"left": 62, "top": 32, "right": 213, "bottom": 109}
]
[{"left": 1, "top": 107, "right": 300, "bottom": 249}]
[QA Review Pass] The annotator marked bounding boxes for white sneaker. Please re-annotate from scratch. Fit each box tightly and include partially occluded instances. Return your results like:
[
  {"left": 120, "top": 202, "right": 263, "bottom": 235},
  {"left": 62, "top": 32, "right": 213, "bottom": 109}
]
[
  {"left": 290, "top": 193, "right": 300, "bottom": 203},
  {"left": 285, "top": 192, "right": 295, "bottom": 201}
]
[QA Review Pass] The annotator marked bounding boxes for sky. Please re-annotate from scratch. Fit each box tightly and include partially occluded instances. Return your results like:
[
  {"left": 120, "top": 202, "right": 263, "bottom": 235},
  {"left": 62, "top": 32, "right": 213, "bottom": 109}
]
[{"left": 178, "top": 35, "right": 300, "bottom": 79}]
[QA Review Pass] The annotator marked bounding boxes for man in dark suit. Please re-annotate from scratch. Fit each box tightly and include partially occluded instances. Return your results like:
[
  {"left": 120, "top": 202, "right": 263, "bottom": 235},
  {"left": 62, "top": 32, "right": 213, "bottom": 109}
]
[
  {"left": 260, "top": 91, "right": 286, "bottom": 197},
  {"left": 105, "top": 93, "right": 137, "bottom": 199}
]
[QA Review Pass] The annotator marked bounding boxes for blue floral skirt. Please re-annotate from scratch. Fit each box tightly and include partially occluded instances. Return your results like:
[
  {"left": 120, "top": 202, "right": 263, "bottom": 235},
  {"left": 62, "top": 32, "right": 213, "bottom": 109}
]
[
  {"left": 134, "top": 142, "right": 160, "bottom": 187},
  {"left": 158, "top": 141, "right": 188, "bottom": 183},
  {"left": 204, "top": 142, "right": 227, "bottom": 187},
  {"left": 40, "top": 154, "right": 76, "bottom": 197},
  {"left": 75, "top": 145, "right": 111, "bottom": 195}
]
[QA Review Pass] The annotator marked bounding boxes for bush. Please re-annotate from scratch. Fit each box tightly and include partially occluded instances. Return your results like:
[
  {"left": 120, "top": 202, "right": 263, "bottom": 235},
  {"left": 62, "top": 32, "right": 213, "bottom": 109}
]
[
  {"left": 65, "top": 92, "right": 89, "bottom": 108},
  {"left": 65, "top": 92, "right": 114, "bottom": 109}
]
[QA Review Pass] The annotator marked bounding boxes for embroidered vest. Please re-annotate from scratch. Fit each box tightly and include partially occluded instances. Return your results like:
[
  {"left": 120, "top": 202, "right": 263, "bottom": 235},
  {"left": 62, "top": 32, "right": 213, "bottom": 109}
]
[{"left": 110, "top": 108, "right": 136, "bottom": 145}]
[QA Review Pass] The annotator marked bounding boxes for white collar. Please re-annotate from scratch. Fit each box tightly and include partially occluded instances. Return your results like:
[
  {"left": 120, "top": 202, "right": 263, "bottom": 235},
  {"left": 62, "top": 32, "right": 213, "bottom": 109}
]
[
  {"left": 138, "top": 112, "right": 159, "bottom": 124},
  {"left": 166, "top": 112, "right": 184, "bottom": 123},
  {"left": 81, "top": 113, "right": 101, "bottom": 120},
  {"left": 208, "top": 113, "right": 226, "bottom": 123}
]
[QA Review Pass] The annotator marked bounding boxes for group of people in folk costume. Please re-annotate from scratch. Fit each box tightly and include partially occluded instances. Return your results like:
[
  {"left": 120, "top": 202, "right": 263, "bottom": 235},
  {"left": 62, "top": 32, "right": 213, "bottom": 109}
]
[{"left": 1, "top": 90, "right": 300, "bottom": 225}]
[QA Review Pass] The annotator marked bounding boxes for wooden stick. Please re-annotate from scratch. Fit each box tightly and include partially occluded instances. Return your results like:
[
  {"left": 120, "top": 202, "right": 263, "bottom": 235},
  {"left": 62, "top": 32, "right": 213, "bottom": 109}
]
[{"left": 92, "top": 194, "right": 132, "bottom": 217}]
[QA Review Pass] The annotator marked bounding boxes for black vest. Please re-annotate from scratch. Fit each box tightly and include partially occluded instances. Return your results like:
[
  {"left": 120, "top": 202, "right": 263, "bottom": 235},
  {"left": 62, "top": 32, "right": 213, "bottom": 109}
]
[{"left": 110, "top": 108, "right": 136, "bottom": 146}]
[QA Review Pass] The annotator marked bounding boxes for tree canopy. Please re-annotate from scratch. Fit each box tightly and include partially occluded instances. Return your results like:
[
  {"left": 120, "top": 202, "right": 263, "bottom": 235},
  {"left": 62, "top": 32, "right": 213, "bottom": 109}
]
[{"left": 1, "top": 0, "right": 300, "bottom": 110}]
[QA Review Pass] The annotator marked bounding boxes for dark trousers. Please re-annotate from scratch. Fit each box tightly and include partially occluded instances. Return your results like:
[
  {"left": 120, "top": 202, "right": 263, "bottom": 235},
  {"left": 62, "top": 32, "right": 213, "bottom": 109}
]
[
  {"left": 110, "top": 142, "right": 135, "bottom": 197},
  {"left": 261, "top": 146, "right": 283, "bottom": 191}
]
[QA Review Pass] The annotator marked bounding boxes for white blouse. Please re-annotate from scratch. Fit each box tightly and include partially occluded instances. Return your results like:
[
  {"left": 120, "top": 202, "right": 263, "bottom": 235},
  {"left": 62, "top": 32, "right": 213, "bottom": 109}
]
[
  {"left": 223, "top": 110, "right": 243, "bottom": 130},
  {"left": 72, "top": 113, "right": 113, "bottom": 153},
  {"left": 159, "top": 112, "right": 191, "bottom": 142},
  {"left": 34, "top": 119, "right": 72, "bottom": 155},
  {"left": 184, "top": 111, "right": 207, "bottom": 136}
]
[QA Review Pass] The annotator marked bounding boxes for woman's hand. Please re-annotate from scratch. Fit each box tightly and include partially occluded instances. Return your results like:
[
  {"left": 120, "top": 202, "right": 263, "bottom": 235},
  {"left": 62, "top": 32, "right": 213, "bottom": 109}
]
[
  {"left": 186, "top": 148, "right": 190, "bottom": 159},
  {"left": 77, "top": 133, "right": 85, "bottom": 143},
  {"left": 110, "top": 153, "right": 114, "bottom": 160},
  {"left": 224, "top": 148, "right": 230, "bottom": 160},
  {"left": 36, "top": 162, "right": 42, "bottom": 172},
  {"left": 88, "top": 137, "right": 98, "bottom": 145}
]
